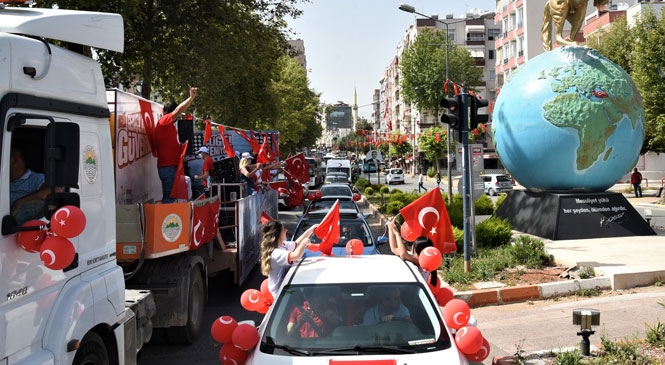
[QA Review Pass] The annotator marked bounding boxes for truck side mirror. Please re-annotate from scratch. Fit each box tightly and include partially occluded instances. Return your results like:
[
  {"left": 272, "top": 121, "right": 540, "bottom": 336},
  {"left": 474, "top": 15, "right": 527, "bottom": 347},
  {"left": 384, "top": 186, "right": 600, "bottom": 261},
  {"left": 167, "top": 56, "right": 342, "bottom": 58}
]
[{"left": 45, "top": 122, "right": 79, "bottom": 189}]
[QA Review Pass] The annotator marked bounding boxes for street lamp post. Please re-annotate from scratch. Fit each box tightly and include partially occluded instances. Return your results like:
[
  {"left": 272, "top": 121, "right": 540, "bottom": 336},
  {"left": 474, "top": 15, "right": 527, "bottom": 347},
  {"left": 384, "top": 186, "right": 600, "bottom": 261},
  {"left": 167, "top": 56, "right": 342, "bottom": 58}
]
[
  {"left": 398, "top": 4, "right": 457, "bottom": 202},
  {"left": 399, "top": 4, "right": 493, "bottom": 272}
]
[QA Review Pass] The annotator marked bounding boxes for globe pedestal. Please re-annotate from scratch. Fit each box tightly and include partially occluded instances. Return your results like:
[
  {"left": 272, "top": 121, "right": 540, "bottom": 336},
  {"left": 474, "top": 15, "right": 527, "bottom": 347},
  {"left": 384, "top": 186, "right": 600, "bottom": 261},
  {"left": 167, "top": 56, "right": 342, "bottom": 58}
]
[{"left": 496, "top": 190, "right": 655, "bottom": 240}]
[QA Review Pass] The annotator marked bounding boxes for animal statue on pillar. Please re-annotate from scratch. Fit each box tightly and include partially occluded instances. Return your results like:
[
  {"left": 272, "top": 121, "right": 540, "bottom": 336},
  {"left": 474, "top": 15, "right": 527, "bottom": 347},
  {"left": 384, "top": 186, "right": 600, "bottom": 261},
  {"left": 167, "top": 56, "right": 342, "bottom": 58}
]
[{"left": 542, "top": 0, "right": 592, "bottom": 51}]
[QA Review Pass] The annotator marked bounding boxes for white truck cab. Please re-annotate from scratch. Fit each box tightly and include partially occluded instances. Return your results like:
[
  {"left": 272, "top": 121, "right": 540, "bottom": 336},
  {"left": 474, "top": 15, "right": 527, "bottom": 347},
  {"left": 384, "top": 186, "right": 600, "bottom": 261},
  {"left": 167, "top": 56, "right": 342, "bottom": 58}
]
[{"left": 1, "top": 6, "right": 153, "bottom": 365}]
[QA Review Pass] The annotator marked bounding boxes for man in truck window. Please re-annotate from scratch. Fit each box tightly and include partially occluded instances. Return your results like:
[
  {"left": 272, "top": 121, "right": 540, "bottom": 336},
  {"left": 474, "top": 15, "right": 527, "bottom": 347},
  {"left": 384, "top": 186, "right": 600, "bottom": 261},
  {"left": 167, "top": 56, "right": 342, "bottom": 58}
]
[
  {"left": 154, "top": 85, "right": 198, "bottom": 203},
  {"left": 10, "top": 147, "right": 49, "bottom": 225}
]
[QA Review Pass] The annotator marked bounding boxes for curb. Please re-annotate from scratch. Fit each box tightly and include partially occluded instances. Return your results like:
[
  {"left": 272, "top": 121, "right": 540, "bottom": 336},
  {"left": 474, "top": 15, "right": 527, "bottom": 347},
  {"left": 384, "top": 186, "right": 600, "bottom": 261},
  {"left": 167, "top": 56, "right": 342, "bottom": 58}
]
[
  {"left": 453, "top": 276, "right": 612, "bottom": 308},
  {"left": 363, "top": 197, "right": 615, "bottom": 307}
]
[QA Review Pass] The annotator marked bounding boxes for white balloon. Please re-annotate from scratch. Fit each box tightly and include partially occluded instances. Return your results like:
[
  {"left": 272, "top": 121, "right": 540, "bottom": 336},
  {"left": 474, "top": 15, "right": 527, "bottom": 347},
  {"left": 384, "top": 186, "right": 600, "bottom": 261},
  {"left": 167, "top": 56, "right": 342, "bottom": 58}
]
[{"left": 468, "top": 315, "right": 478, "bottom": 327}]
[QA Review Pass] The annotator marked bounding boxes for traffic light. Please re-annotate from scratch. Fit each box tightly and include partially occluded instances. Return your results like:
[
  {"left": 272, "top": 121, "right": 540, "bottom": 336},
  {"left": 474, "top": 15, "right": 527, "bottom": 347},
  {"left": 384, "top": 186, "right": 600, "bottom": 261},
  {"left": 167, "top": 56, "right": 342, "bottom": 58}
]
[
  {"left": 469, "top": 96, "right": 489, "bottom": 130},
  {"left": 440, "top": 96, "right": 462, "bottom": 130}
]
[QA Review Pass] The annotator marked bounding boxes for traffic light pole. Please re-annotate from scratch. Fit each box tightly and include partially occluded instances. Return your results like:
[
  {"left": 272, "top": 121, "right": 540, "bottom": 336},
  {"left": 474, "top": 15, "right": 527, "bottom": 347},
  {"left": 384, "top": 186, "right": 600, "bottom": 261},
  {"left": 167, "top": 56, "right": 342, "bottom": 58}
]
[{"left": 460, "top": 88, "right": 472, "bottom": 273}]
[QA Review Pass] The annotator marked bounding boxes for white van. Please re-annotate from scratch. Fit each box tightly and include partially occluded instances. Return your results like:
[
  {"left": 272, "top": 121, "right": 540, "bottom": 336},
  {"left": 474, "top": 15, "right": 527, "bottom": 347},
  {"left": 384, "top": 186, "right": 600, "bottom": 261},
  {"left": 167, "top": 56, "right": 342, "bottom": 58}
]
[{"left": 326, "top": 159, "right": 352, "bottom": 184}]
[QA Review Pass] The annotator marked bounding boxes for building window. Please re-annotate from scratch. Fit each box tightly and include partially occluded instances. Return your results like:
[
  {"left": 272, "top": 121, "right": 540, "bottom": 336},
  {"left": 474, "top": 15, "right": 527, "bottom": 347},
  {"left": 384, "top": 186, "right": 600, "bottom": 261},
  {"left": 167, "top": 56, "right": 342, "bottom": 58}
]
[
  {"left": 488, "top": 28, "right": 501, "bottom": 41},
  {"left": 488, "top": 50, "right": 495, "bottom": 60}
]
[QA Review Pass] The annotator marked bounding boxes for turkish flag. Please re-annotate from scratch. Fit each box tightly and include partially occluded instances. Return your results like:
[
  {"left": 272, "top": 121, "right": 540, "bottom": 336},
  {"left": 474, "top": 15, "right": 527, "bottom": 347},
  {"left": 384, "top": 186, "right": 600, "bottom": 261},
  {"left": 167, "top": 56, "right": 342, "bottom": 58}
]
[
  {"left": 399, "top": 189, "right": 455, "bottom": 254},
  {"left": 218, "top": 125, "right": 236, "bottom": 159},
  {"left": 313, "top": 200, "right": 340, "bottom": 256},
  {"left": 257, "top": 136, "right": 273, "bottom": 164},
  {"left": 138, "top": 99, "right": 158, "bottom": 157},
  {"left": 203, "top": 120, "right": 212, "bottom": 144},
  {"left": 170, "top": 141, "right": 190, "bottom": 201},
  {"left": 231, "top": 128, "right": 261, "bottom": 154},
  {"left": 283, "top": 153, "right": 309, "bottom": 185},
  {"left": 260, "top": 211, "right": 273, "bottom": 224}
]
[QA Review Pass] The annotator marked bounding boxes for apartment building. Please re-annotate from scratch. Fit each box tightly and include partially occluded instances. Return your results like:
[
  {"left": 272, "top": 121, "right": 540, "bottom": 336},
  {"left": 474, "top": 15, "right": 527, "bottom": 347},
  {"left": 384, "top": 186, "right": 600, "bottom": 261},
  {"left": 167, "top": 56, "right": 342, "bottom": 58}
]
[{"left": 381, "top": 12, "right": 497, "bottom": 139}]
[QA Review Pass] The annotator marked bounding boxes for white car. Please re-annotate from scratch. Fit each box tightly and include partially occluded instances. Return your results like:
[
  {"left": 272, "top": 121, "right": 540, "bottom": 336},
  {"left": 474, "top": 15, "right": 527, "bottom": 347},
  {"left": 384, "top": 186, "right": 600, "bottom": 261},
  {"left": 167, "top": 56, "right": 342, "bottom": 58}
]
[
  {"left": 386, "top": 168, "right": 405, "bottom": 184},
  {"left": 482, "top": 173, "right": 514, "bottom": 196},
  {"left": 246, "top": 255, "right": 469, "bottom": 364}
]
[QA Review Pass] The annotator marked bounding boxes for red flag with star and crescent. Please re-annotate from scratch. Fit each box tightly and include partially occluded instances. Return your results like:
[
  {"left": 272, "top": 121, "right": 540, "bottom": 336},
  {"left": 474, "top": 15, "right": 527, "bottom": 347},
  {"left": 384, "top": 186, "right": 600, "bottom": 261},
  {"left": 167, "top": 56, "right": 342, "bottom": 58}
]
[
  {"left": 283, "top": 153, "right": 309, "bottom": 185},
  {"left": 257, "top": 135, "right": 274, "bottom": 164},
  {"left": 399, "top": 189, "right": 455, "bottom": 254},
  {"left": 311, "top": 199, "right": 340, "bottom": 256}
]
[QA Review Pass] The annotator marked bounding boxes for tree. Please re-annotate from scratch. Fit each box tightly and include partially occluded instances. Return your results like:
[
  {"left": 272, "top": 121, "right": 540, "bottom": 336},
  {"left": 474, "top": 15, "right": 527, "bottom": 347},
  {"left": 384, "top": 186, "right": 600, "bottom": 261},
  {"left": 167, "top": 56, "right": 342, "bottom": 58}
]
[
  {"left": 629, "top": 8, "right": 665, "bottom": 153},
  {"left": 416, "top": 126, "right": 448, "bottom": 171},
  {"left": 587, "top": 8, "right": 665, "bottom": 153},
  {"left": 262, "top": 56, "right": 322, "bottom": 156},
  {"left": 38, "top": 0, "right": 308, "bottom": 130},
  {"left": 400, "top": 28, "right": 483, "bottom": 116},
  {"left": 585, "top": 15, "right": 634, "bottom": 74}
]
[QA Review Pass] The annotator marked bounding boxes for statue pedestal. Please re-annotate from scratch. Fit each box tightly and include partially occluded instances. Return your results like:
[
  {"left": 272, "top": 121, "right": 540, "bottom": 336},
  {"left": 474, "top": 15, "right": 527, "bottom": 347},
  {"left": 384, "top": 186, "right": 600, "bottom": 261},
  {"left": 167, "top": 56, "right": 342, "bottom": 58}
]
[{"left": 495, "top": 190, "right": 655, "bottom": 240}]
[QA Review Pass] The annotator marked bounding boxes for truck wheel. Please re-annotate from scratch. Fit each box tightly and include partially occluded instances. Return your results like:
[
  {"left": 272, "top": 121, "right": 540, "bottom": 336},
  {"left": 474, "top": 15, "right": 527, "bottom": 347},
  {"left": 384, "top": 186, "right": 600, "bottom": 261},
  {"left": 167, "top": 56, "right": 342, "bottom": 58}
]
[
  {"left": 73, "top": 332, "right": 109, "bottom": 365},
  {"left": 167, "top": 266, "right": 205, "bottom": 344}
]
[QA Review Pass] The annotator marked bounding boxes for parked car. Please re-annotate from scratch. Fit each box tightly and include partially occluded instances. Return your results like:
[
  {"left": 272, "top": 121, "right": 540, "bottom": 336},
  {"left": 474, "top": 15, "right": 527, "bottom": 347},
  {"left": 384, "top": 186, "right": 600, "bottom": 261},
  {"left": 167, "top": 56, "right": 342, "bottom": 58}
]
[
  {"left": 291, "top": 208, "right": 380, "bottom": 256},
  {"left": 482, "top": 173, "right": 514, "bottom": 196},
  {"left": 246, "top": 255, "right": 469, "bottom": 364},
  {"left": 386, "top": 168, "right": 405, "bottom": 184}
]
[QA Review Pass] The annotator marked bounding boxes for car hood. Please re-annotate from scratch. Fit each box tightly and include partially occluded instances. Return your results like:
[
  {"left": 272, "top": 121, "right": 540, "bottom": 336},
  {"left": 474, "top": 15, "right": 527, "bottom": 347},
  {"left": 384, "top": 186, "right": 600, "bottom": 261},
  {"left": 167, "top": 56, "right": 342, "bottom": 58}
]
[{"left": 247, "top": 350, "right": 469, "bottom": 364}]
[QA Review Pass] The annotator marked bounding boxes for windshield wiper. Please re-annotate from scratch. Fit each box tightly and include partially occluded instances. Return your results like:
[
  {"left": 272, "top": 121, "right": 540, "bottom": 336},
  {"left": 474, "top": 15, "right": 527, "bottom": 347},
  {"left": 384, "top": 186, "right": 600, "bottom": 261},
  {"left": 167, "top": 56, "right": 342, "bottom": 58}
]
[
  {"left": 312, "top": 345, "right": 416, "bottom": 355},
  {"left": 262, "top": 339, "right": 311, "bottom": 356}
]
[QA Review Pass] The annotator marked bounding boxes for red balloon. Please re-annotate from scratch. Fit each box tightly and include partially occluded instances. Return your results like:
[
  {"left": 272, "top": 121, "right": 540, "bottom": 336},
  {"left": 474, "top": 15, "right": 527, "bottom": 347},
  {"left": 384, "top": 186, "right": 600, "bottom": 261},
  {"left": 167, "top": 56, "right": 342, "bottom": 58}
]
[
  {"left": 240, "top": 289, "right": 262, "bottom": 312},
  {"left": 231, "top": 323, "right": 259, "bottom": 351},
  {"left": 443, "top": 299, "right": 470, "bottom": 330},
  {"left": 436, "top": 286, "right": 455, "bottom": 307},
  {"left": 345, "top": 239, "right": 364, "bottom": 255},
  {"left": 352, "top": 192, "right": 361, "bottom": 201},
  {"left": 260, "top": 279, "right": 273, "bottom": 305},
  {"left": 256, "top": 301, "right": 270, "bottom": 314},
  {"left": 466, "top": 337, "right": 491, "bottom": 362},
  {"left": 419, "top": 246, "right": 443, "bottom": 271},
  {"left": 219, "top": 342, "right": 248, "bottom": 365},
  {"left": 307, "top": 192, "right": 316, "bottom": 201},
  {"left": 39, "top": 236, "right": 76, "bottom": 270},
  {"left": 400, "top": 221, "right": 417, "bottom": 241},
  {"left": 50, "top": 205, "right": 86, "bottom": 238},
  {"left": 16, "top": 220, "right": 46, "bottom": 253},
  {"left": 427, "top": 274, "right": 441, "bottom": 294},
  {"left": 455, "top": 325, "right": 483, "bottom": 355},
  {"left": 211, "top": 315, "right": 237, "bottom": 344},
  {"left": 314, "top": 190, "right": 322, "bottom": 199},
  {"left": 442, "top": 240, "right": 457, "bottom": 254}
]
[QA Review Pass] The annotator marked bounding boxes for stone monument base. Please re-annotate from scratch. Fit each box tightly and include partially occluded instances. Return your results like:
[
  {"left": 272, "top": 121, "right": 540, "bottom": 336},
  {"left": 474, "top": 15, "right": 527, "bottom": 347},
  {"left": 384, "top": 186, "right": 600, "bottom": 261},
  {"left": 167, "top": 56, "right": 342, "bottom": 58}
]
[{"left": 495, "top": 190, "right": 655, "bottom": 240}]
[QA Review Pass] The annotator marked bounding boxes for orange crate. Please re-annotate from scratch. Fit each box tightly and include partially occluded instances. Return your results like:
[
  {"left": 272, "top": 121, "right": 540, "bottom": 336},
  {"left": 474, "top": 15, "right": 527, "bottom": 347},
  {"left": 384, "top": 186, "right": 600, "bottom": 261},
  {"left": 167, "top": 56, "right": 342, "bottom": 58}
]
[{"left": 143, "top": 202, "right": 192, "bottom": 258}]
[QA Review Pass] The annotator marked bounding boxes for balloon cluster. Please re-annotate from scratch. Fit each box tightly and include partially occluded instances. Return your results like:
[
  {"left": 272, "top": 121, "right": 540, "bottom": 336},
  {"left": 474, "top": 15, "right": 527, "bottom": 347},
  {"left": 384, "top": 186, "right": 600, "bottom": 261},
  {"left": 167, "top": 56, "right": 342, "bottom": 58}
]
[
  {"left": 210, "top": 316, "right": 259, "bottom": 365},
  {"left": 419, "top": 246, "right": 490, "bottom": 362},
  {"left": 16, "top": 205, "right": 86, "bottom": 270},
  {"left": 306, "top": 190, "right": 322, "bottom": 201},
  {"left": 442, "top": 298, "right": 491, "bottom": 362},
  {"left": 239, "top": 279, "right": 273, "bottom": 314}
]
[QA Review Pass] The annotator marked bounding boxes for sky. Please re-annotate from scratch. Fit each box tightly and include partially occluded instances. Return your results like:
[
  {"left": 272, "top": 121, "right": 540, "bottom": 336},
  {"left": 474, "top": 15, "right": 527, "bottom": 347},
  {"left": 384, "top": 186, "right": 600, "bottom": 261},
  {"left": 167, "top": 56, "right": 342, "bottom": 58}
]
[{"left": 287, "top": 0, "right": 496, "bottom": 120}]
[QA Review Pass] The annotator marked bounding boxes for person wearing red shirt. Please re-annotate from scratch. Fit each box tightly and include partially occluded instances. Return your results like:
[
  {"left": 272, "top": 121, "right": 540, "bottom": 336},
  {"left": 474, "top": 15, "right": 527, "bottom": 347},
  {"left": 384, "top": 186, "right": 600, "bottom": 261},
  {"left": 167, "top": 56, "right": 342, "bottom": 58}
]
[
  {"left": 194, "top": 146, "right": 214, "bottom": 196},
  {"left": 154, "top": 85, "right": 198, "bottom": 203}
]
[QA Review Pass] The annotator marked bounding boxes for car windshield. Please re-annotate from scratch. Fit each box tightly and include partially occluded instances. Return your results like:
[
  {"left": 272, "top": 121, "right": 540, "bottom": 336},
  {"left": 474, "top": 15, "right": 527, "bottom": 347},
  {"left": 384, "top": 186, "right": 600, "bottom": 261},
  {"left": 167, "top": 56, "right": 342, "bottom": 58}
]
[
  {"left": 306, "top": 200, "right": 358, "bottom": 212},
  {"left": 390, "top": 169, "right": 403, "bottom": 174},
  {"left": 260, "top": 283, "right": 451, "bottom": 355},
  {"left": 294, "top": 217, "right": 373, "bottom": 247},
  {"left": 320, "top": 185, "right": 352, "bottom": 197}
]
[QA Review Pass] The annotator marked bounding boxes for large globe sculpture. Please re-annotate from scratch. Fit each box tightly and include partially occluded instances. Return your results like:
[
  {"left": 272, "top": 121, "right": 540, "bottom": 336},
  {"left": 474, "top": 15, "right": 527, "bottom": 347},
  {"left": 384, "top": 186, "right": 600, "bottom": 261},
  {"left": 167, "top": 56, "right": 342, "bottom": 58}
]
[{"left": 491, "top": 46, "right": 645, "bottom": 192}]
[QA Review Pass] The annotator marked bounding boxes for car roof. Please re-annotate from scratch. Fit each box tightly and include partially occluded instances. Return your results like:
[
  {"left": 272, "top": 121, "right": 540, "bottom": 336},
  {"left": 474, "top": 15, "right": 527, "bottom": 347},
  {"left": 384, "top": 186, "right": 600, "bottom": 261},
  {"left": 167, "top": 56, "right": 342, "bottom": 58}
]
[
  {"left": 303, "top": 208, "right": 362, "bottom": 217},
  {"left": 286, "top": 256, "right": 420, "bottom": 285}
]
